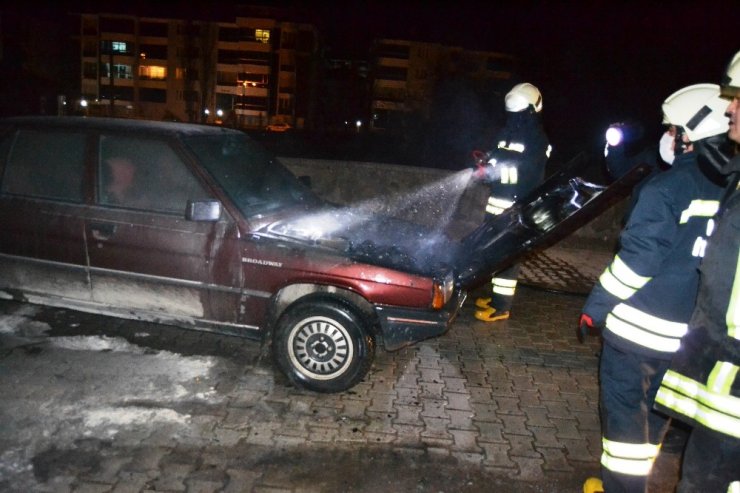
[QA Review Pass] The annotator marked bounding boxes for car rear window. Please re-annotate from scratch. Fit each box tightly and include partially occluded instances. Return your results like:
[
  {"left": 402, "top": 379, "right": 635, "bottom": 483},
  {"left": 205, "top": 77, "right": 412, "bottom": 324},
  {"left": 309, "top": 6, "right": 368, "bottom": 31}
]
[{"left": 0, "top": 129, "right": 85, "bottom": 202}]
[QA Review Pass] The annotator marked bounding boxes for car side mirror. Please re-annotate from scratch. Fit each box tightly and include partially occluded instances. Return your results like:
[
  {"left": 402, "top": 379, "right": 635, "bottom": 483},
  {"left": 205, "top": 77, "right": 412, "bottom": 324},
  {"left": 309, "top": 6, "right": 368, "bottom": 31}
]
[{"left": 186, "top": 199, "right": 221, "bottom": 221}]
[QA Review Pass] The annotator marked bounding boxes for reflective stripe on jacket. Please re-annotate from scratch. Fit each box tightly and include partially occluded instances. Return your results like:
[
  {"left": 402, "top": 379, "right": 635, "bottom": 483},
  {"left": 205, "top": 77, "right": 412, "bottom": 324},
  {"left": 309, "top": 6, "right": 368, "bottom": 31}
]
[
  {"left": 655, "top": 177, "right": 740, "bottom": 438},
  {"left": 484, "top": 112, "right": 549, "bottom": 215},
  {"left": 656, "top": 365, "right": 740, "bottom": 438},
  {"left": 583, "top": 152, "right": 725, "bottom": 358},
  {"left": 486, "top": 196, "right": 514, "bottom": 215},
  {"left": 600, "top": 438, "right": 660, "bottom": 476}
]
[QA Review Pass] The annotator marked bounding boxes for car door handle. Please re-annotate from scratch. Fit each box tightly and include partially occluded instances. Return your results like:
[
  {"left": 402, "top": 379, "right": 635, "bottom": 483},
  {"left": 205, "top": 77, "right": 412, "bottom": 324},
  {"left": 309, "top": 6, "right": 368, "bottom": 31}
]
[{"left": 90, "top": 222, "right": 117, "bottom": 241}]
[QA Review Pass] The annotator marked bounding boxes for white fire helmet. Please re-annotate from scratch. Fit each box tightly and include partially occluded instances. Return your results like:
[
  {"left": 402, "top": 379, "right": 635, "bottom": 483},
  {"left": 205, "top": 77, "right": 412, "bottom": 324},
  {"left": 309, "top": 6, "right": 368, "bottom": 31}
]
[
  {"left": 661, "top": 83, "right": 729, "bottom": 142},
  {"left": 720, "top": 50, "right": 740, "bottom": 99},
  {"left": 505, "top": 83, "right": 543, "bottom": 113}
]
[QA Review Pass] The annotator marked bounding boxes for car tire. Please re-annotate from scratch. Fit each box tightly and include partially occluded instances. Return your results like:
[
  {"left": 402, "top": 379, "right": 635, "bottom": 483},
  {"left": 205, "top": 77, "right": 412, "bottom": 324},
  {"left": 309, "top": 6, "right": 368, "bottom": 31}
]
[{"left": 273, "top": 300, "right": 375, "bottom": 393}]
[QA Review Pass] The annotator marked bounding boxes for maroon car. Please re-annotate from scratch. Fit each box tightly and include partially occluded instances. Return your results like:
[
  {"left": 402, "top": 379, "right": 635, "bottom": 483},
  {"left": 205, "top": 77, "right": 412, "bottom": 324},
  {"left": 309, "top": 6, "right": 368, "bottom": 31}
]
[
  {"left": 0, "top": 117, "right": 647, "bottom": 392},
  {"left": 0, "top": 117, "right": 463, "bottom": 393}
]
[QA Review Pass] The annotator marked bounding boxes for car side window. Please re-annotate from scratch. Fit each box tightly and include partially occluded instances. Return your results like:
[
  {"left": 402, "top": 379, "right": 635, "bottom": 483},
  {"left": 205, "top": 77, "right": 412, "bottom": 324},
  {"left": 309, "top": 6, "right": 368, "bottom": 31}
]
[
  {"left": 98, "top": 136, "right": 210, "bottom": 214},
  {"left": 0, "top": 129, "right": 85, "bottom": 202}
]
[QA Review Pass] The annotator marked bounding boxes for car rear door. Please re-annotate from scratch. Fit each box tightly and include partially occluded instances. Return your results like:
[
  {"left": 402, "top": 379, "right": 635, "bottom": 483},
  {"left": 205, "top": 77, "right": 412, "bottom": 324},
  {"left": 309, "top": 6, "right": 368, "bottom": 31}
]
[
  {"left": 0, "top": 125, "right": 92, "bottom": 303},
  {"left": 85, "top": 133, "right": 246, "bottom": 329}
]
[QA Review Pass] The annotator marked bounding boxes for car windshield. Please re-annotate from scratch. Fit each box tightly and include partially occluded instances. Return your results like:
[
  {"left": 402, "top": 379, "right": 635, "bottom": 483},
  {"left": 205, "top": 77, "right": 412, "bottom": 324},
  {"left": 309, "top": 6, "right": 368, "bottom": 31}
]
[{"left": 183, "top": 133, "right": 321, "bottom": 217}]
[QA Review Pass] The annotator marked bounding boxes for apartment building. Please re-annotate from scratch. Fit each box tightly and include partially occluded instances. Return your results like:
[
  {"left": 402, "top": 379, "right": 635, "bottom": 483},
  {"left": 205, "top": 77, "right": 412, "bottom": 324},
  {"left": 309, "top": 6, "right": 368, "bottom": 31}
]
[
  {"left": 74, "top": 7, "right": 515, "bottom": 134},
  {"left": 78, "top": 10, "right": 319, "bottom": 129},
  {"left": 317, "top": 58, "right": 371, "bottom": 133},
  {"left": 370, "top": 38, "right": 517, "bottom": 131}
]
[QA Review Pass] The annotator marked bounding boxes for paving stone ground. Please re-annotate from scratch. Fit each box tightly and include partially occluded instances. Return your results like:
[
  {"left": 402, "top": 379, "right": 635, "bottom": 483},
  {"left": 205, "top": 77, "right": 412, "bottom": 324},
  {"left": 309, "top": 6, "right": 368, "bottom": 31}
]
[{"left": 0, "top": 245, "right": 682, "bottom": 493}]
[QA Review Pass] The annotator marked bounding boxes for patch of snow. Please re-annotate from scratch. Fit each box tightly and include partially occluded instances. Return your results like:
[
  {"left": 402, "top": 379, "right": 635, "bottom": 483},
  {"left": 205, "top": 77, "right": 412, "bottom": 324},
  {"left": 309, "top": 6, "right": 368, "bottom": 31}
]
[
  {"left": 83, "top": 406, "right": 191, "bottom": 430},
  {"left": 0, "top": 315, "right": 30, "bottom": 334},
  {"left": 0, "top": 448, "right": 34, "bottom": 475},
  {"left": 49, "top": 335, "right": 148, "bottom": 354},
  {"left": 150, "top": 350, "right": 217, "bottom": 381},
  {"left": 0, "top": 305, "right": 44, "bottom": 335},
  {"left": 193, "top": 388, "right": 218, "bottom": 400}
]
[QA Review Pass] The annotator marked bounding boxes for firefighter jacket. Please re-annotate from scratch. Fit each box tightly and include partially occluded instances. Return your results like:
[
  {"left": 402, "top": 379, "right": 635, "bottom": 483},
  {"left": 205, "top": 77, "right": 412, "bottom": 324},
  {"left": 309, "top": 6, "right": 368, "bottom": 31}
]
[
  {"left": 484, "top": 110, "right": 550, "bottom": 216},
  {"left": 583, "top": 151, "right": 726, "bottom": 359},
  {"left": 655, "top": 155, "right": 740, "bottom": 439}
]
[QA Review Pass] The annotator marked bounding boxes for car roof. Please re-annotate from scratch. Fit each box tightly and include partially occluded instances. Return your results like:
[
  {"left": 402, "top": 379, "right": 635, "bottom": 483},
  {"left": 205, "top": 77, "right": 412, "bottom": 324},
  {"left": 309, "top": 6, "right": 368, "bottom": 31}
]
[{"left": 0, "top": 116, "right": 244, "bottom": 138}]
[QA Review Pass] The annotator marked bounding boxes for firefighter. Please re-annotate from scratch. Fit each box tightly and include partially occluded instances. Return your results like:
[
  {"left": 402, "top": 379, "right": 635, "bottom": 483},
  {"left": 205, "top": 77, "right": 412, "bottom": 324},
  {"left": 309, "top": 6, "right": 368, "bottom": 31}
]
[
  {"left": 653, "top": 51, "right": 740, "bottom": 493},
  {"left": 579, "top": 83, "right": 732, "bottom": 493},
  {"left": 474, "top": 82, "right": 551, "bottom": 322}
]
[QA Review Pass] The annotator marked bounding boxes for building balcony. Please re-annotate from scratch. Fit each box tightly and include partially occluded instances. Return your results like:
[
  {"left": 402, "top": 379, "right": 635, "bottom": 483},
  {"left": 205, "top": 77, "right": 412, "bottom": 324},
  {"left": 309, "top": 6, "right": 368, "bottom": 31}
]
[
  {"left": 375, "top": 57, "right": 409, "bottom": 67},
  {"left": 371, "top": 99, "right": 406, "bottom": 111},
  {"left": 215, "top": 84, "right": 268, "bottom": 97},
  {"left": 100, "top": 77, "right": 134, "bottom": 86},
  {"left": 216, "top": 63, "right": 270, "bottom": 74},
  {"left": 373, "top": 79, "right": 407, "bottom": 89}
]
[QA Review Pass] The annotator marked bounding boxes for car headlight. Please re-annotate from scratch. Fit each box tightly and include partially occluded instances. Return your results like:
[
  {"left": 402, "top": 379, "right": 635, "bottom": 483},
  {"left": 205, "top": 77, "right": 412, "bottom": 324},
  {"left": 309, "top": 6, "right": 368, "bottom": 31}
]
[{"left": 432, "top": 271, "right": 455, "bottom": 309}]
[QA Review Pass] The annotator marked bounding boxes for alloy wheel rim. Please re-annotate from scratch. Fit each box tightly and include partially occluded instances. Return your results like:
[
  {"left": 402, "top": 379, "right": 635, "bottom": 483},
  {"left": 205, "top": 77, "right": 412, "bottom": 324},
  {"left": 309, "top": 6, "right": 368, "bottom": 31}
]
[{"left": 287, "top": 316, "right": 354, "bottom": 380}]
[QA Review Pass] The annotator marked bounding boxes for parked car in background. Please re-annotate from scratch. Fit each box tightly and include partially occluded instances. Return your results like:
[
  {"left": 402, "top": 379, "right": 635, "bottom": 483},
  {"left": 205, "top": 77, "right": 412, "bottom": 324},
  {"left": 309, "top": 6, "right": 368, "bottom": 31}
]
[
  {"left": 265, "top": 122, "right": 292, "bottom": 132},
  {"left": 0, "top": 117, "right": 463, "bottom": 393}
]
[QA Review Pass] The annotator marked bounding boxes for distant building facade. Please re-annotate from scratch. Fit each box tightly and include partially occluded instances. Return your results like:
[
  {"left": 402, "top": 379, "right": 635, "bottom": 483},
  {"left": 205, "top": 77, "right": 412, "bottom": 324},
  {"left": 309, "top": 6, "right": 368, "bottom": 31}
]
[
  {"left": 75, "top": 8, "right": 515, "bottom": 133},
  {"left": 317, "top": 57, "right": 371, "bottom": 134},
  {"left": 78, "top": 10, "right": 319, "bottom": 129},
  {"left": 370, "top": 38, "right": 517, "bottom": 131}
]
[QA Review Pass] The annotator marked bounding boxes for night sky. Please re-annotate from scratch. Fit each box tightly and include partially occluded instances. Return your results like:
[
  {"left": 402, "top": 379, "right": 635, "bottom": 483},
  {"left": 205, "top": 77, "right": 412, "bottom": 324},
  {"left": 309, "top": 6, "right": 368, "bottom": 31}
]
[
  {"left": 310, "top": 1, "right": 738, "bottom": 155},
  {"left": 2, "top": 1, "right": 738, "bottom": 159}
]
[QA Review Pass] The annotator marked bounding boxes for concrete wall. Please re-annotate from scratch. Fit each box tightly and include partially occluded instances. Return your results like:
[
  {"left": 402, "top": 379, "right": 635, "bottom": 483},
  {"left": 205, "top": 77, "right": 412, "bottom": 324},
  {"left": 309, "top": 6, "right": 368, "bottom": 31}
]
[{"left": 280, "top": 157, "right": 625, "bottom": 248}]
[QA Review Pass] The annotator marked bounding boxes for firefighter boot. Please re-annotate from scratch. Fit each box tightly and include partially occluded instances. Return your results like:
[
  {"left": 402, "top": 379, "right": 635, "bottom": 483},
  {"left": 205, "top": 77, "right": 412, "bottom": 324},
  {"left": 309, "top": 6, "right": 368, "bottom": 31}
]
[
  {"left": 474, "top": 307, "right": 510, "bottom": 322},
  {"left": 475, "top": 297, "right": 492, "bottom": 309},
  {"left": 582, "top": 477, "right": 604, "bottom": 493}
]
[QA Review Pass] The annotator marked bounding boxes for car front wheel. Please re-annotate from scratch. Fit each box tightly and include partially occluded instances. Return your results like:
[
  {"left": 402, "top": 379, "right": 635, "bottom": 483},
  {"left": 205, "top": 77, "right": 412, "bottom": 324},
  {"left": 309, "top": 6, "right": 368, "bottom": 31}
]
[{"left": 273, "top": 300, "right": 375, "bottom": 393}]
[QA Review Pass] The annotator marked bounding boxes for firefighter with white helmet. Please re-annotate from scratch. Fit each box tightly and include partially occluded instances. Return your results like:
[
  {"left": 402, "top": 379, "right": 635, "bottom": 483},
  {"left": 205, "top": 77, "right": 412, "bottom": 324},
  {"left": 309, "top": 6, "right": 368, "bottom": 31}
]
[
  {"left": 580, "top": 83, "right": 732, "bottom": 493},
  {"left": 653, "top": 51, "right": 740, "bottom": 493},
  {"left": 474, "top": 82, "right": 551, "bottom": 322},
  {"left": 504, "top": 82, "right": 543, "bottom": 112},
  {"left": 720, "top": 50, "right": 740, "bottom": 142}
]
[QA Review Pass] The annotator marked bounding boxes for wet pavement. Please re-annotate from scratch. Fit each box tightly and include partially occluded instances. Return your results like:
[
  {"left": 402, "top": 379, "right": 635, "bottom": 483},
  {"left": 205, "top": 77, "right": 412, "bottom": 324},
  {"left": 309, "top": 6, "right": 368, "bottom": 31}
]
[{"left": 0, "top": 244, "right": 682, "bottom": 493}]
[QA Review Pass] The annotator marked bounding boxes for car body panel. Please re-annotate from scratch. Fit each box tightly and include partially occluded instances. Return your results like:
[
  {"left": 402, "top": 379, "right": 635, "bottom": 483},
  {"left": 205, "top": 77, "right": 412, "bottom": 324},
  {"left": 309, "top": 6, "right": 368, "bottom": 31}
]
[
  {"left": 0, "top": 117, "right": 645, "bottom": 369},
  {"left": 0, "top": 117, "right": 460, "bottom": 353}
]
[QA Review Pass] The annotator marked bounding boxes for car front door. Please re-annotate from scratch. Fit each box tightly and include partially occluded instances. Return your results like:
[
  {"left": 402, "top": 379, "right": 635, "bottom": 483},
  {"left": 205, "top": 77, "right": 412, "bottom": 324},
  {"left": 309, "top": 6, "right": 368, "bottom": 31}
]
[{"left": 85, "top": 134, "right": 245, "bottom": 330}]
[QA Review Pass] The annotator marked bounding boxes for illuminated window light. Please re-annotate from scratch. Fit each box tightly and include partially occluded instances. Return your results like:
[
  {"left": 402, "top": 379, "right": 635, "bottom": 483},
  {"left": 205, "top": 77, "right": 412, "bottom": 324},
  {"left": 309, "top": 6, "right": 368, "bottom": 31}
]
[
  {"left": 256, "top": 29, "right": 270, "bottom": 43},
  {"left": 139, "top": 65, "right": 167, "bottom": 80}
]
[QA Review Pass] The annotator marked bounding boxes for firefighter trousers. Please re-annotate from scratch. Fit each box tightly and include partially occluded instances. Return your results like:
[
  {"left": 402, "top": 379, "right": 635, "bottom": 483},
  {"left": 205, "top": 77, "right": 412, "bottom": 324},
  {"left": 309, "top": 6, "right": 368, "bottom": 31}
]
[
  {"left": 599, "top": 341, "right": 671, "bottom": 492},
  {"left": 677, "top": 426, "right": 740, "bottom": 493},
  {"left": 489, "top": 263, "right": 520, "bottom": 312}
]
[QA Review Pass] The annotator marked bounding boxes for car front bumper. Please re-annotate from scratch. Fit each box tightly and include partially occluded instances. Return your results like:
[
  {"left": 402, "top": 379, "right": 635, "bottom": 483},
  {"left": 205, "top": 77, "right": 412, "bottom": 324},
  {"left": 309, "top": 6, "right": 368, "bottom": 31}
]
[{"left": 375, "top": 290, "right": 467, "bottom": 351}]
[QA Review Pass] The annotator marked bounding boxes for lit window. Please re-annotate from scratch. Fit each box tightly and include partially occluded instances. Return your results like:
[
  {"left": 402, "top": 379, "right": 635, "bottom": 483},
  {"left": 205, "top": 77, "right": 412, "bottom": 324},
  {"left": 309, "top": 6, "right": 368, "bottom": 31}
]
[
  {"left": 139, "top": 66, "right": 167, "bottom": 80},
  {"left": 105, "top": 64, "right": 133, "bottom": 79},
  {"left": 255, "top": 29, "right": 270, "bottom": 43},
  {"left": 112, "top": 41, "right": 128, "bottom": 53}
]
